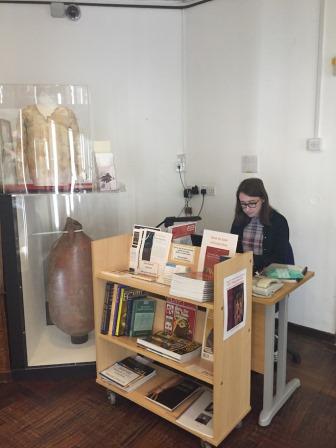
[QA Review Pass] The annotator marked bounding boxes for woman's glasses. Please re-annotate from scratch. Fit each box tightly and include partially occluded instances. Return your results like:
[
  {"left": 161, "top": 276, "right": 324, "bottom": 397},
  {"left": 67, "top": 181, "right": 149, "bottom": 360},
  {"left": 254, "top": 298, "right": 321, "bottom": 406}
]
[{"left": 240, "top": 199, "right": 260, "bottom": 209}]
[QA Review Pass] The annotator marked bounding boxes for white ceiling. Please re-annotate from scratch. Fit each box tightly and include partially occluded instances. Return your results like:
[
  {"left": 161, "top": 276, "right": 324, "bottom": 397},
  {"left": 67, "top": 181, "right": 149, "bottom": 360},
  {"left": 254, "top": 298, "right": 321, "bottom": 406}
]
[{"left": 3, "top": 0, "right": 214, "bottom": 8}]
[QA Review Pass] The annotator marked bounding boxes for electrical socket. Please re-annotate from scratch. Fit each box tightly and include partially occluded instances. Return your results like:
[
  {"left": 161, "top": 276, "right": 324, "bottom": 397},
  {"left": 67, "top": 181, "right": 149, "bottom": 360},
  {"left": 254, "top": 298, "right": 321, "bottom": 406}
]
[
  {"left": 201, "top": 185, "right": 216, "bottom": 196},
  {"left": 306, "top": 138, "right": 322, "bottom": 151},
  {"left": 176, "top": 153, "right": 186, "bottom": 172}
]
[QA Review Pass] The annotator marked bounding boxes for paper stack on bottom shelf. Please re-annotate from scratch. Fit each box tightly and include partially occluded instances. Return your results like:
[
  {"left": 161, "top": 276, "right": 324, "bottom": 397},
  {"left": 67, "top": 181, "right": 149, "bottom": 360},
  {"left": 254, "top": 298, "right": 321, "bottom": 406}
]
[{"left": 98, "top": 355, "right": 156, "bottom": 392}]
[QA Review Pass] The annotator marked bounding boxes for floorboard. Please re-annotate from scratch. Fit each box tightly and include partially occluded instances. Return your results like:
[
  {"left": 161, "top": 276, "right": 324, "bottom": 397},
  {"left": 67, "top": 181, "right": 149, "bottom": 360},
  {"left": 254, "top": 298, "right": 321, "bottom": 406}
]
[{"left": 0, "top": 327, "right": 335, "bottom": 448}]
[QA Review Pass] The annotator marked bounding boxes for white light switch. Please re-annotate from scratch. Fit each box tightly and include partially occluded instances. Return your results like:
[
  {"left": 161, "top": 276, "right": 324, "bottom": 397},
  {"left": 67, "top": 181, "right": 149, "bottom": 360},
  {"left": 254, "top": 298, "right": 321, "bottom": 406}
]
[{"left": 242, "top": 155, "right": 258, "bottom": 173}]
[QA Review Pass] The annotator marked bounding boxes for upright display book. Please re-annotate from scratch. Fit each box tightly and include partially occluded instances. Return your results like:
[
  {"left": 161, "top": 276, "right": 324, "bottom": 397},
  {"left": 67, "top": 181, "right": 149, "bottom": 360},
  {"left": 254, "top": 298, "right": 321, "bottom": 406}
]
[
  {"left": 176, "top": 388, "right": 213, "bottom": 437},
  {"left": 164, "top": 298, "right": 197, "bottom": 341},
  {"left": 129, "top": 298, "right": 156, "bottom": 337},
  {"left": 146, "top": 375, "right": 201, "bottom": 411},
  {"left": 137, "top": 331, "right": 202, "bottom": 362},
  {"left": 197, "top": 229, "right": 238, "bottom": 279},
  {"left": 201, "top": 309, "right": 214, "bottom": 362},
  {"left": 129, "top": 225, "right": 172, "bottom": 277},
  {"left": 98, "top": 355, "right": 156, "bottom": 392}
]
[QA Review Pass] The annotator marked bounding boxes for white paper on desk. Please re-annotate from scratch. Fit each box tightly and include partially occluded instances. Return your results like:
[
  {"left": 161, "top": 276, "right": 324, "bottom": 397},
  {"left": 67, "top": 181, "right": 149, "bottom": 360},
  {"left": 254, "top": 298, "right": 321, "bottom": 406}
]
[
  {"left": 223, "top": 268, "right": 247, "bottom": 341},
  {"left": 197, "top": 229, "right": 238, "bottom": 279},
  {"left": 138, "top": 229, "right": 172, "bottom": 276}
]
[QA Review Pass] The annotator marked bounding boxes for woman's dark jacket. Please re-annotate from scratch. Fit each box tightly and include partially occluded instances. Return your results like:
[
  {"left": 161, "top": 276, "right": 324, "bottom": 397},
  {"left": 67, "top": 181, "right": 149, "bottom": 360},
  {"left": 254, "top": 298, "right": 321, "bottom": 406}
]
[{"left": 230, "top": 209, "right": 292, "bottom": 272}]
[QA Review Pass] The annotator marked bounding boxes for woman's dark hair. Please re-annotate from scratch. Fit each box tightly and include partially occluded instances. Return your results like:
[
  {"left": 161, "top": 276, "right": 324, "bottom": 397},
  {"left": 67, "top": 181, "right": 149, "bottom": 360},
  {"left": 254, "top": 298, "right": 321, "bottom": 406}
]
[{"left": 233, "top": 178, "right": 272, "bottom": 226}]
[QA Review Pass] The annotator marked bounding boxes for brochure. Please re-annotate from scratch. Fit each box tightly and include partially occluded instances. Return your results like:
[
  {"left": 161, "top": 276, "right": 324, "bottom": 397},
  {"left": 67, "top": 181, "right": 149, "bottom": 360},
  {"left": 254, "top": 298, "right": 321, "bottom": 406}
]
[{"left": 197, "top": 230, "right": 238, "bottom": 279}]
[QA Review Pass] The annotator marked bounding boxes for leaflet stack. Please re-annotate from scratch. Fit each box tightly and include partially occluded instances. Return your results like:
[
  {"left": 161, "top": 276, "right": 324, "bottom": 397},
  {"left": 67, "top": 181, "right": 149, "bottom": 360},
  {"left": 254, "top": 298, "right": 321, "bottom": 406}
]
[{"left": 169, "top": 272, "right": 214, "bottom": 302}]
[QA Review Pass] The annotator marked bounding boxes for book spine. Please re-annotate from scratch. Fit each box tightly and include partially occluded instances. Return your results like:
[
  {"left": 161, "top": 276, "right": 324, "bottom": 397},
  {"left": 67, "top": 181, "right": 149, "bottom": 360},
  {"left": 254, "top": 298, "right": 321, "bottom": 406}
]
[
  {"left": 115, "top": 287, "right": 126, "bottom": 336},
  {"left": 108, "top": 285, "right": 118, "bottom": 334},
  {"left": 100, "top": 282, "right": 114, "bottom": 335},
  {"left": 111, "top": 285, "right": 123, "bottom": 336},
  {"left": 124, "top": 297, "right": 135, "bottom": 336}
]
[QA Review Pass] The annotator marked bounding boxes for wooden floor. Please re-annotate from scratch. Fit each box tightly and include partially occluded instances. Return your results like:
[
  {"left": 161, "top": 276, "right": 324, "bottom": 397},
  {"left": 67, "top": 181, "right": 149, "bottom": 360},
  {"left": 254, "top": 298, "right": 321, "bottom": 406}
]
[{"left": 0, "top": 327, "right": 335, "bottom": 448}]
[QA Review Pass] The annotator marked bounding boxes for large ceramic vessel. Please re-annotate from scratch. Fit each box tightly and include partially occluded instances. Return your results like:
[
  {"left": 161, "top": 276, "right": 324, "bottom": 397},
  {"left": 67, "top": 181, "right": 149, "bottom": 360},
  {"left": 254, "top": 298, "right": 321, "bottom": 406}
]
[{"left": 47, "top": 217, "right": 94, "bottom": 344}]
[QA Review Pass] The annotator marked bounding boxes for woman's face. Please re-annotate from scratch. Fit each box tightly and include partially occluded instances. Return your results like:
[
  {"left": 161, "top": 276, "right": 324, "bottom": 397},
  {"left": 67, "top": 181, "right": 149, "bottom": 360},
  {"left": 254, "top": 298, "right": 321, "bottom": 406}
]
[{"left": 239, "top": 192, "right": 263, "bottom": 218}]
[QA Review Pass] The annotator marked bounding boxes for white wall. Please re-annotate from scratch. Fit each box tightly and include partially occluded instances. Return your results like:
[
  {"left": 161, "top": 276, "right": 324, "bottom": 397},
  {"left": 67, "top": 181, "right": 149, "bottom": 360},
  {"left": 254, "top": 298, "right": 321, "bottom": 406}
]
[
  {"left": 1, "top": 1, "right": 335, "bottom": 334},
  {"left": 0, "top": 3, "right": 184, "bottom": 230},
  {"left": 185, "top": 0, "right": 336, "bottom": 333}
]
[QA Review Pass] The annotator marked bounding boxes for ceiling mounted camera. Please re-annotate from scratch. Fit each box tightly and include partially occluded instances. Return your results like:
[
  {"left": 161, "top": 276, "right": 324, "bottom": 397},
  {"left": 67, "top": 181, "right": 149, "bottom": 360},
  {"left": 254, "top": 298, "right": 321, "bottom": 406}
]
[{"left": 65, "top": 4, "right": 81, "bottom": 21}]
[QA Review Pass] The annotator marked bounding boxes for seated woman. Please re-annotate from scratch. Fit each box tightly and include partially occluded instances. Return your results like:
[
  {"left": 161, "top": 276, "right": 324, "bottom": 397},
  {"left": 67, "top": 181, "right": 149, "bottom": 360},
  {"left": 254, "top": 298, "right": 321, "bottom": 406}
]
[{"left": 230, "top": 178, "right": 292, "bottom": 273}]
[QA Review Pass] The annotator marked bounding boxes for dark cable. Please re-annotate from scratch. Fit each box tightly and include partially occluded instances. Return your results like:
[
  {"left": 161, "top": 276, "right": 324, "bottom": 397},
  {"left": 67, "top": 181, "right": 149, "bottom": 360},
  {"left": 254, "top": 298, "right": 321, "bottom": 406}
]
[{"left": 197, "top": 192, "right": 205, "bottom": 217}]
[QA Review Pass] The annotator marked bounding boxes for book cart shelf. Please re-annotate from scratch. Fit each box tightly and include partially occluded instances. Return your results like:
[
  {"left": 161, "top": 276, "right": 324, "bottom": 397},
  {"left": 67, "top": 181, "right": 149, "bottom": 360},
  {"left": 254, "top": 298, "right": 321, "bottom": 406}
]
[{"left": 92, "top": 234, "right": 253, "bottom": 447}]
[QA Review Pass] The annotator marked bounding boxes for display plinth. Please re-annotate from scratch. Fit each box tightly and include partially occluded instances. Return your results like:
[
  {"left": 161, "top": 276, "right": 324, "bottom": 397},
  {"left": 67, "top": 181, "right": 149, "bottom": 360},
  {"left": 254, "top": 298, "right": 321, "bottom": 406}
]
[{"left": 0, "top": 192, "right": 121, "bottom": 372}]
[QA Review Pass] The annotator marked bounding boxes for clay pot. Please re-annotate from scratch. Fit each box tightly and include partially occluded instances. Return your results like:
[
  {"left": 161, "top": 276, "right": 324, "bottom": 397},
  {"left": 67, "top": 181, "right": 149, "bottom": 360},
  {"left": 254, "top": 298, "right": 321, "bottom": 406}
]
[{"left": 47, "top": 218, "right": 94, "bottom": 344}]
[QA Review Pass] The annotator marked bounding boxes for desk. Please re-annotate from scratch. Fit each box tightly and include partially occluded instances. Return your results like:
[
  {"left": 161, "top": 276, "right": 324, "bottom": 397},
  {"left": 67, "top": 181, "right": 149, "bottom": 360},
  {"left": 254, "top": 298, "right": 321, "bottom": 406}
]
[{"left": 251, "top": 272, "right": 314, "bottom": 426}]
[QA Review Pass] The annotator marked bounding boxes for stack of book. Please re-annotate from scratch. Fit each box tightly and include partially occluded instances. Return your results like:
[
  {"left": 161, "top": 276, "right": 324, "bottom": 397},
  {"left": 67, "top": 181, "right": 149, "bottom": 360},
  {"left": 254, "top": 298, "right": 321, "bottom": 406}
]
[
  {"left": 98, "top": 355, "right": 156, "bottom": 392},
  {"left": 137, "top": 331, "right": 202, "bottom": 363},
  {"left": 169, "top": 272, "right": 214, "bottom": 302},
  {"left": 146, "top": 375, "right": 202, "bottom": 411}
]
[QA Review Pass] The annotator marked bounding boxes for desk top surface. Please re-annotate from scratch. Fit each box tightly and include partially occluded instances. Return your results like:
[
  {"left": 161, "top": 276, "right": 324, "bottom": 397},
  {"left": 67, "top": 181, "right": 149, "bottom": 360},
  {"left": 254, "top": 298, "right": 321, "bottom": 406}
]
[{"left": 252, "top": 271, "right": 315, "bottom": 305}]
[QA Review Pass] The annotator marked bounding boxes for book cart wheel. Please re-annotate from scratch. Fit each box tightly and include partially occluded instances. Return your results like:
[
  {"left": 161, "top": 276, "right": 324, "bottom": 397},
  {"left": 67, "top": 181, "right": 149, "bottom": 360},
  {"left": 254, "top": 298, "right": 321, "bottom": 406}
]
[
  {"left": 106, "top": 390, "right": 117, "bottom": 406},
  {"left": 200, "top": 440, "right": 213, "bottom": 448}
]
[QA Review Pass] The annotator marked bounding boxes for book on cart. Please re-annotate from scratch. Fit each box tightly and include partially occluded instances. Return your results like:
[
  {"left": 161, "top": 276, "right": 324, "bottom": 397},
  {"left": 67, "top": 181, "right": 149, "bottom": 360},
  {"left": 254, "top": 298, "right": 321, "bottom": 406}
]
[
  {"left": 115, "top": 287, "right": 146, "bottom": 336},
  {"left": 137, "top": 331, "right": 202, "bottom": 363},
  {"left": 201, "top": 309, "right": 214, "bottom": 362},
  {"left": 164, "top": 297, "right": 197, "bottom": 341},
  {"left": 145, "top": 375, "right": 202, "bottom": 411},
  {"left": 129, "top": 297, "right": 156, "bottom": 337},
  {"left": 98, "top": 355, "right": 156, "bottom": 392},
  {"left": 176, "top": 388, "right": 213, "bottom": 437},
  {"left": 169, "top": 271, "right": 214, "bottom": 302},
  {"left": 197, "top": 229, "right": 238, "bottom": 279},
  {"left": 100, "top": 282, "right": 115, "bottom": 334}
]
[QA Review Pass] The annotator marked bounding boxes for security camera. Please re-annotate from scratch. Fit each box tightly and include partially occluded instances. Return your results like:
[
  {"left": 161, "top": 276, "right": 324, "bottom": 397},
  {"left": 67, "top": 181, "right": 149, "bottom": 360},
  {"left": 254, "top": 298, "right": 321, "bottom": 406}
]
[{"left": 65, "top": 4, "right": 81, "bottom": 21}]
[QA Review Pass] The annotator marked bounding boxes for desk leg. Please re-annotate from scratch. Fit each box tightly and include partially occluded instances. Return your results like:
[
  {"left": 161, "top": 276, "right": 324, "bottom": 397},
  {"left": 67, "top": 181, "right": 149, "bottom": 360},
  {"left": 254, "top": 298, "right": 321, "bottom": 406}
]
[{"left": 258, "top": 296, "right": 301, "bottom": 426}]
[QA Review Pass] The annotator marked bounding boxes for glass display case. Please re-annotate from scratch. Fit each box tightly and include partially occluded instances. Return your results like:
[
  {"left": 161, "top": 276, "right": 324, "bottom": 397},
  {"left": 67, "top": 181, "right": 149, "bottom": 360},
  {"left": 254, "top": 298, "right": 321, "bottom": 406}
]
[
  {"left": 0, "top": 84, "right": 94, "bottom": 194},
  {"left": 0, "top": 84, "right": 123, "bottom": 374},
  {"left": 1, "top": 192, "right": 122, "bottom": 373}
]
